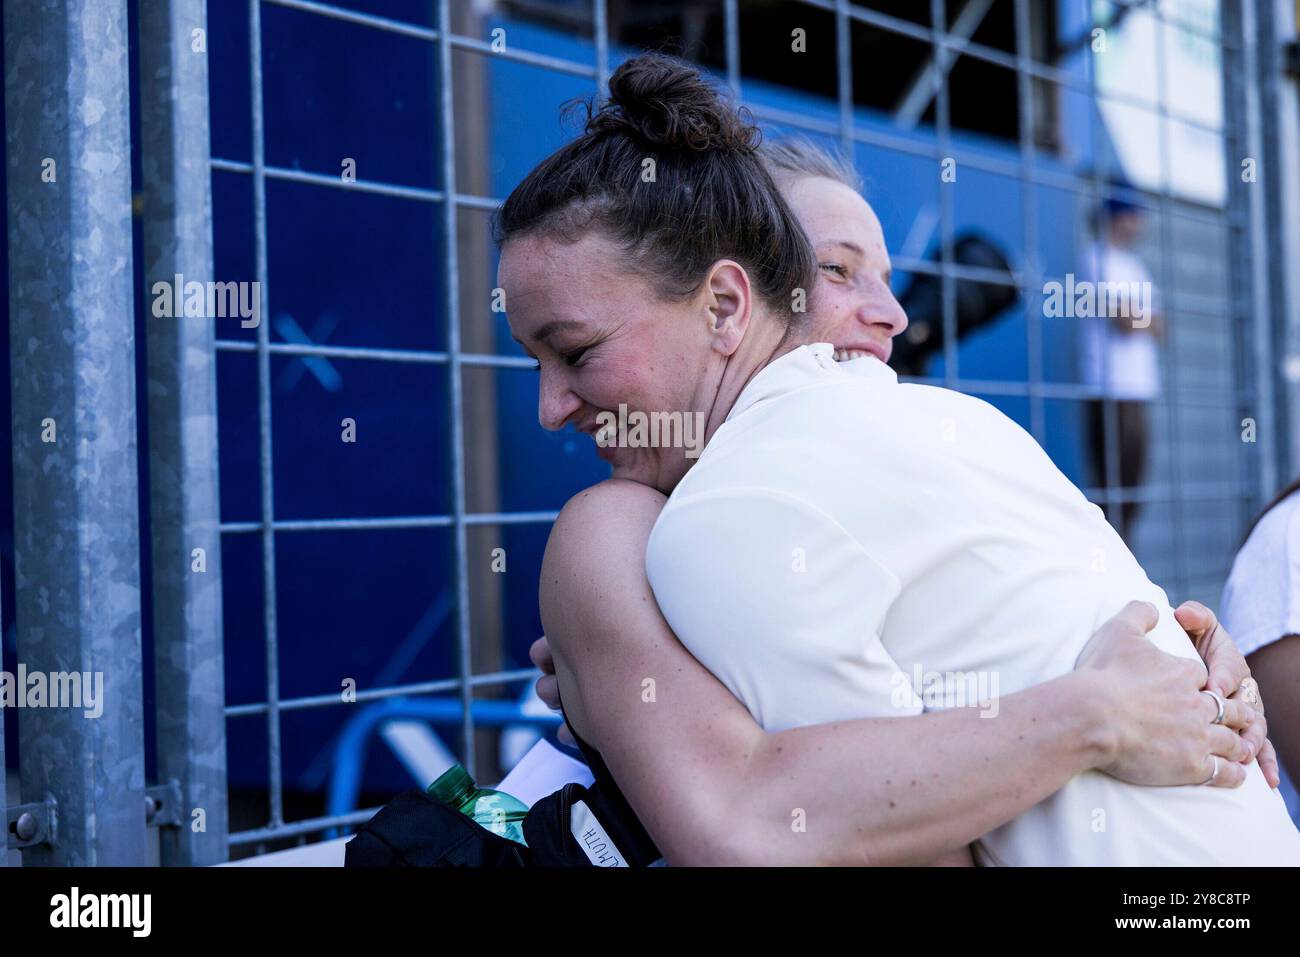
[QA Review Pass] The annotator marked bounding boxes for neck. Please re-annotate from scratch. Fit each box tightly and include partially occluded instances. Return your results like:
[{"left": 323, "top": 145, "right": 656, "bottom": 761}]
[
  {"left": 651, "top": 314, "right": 814, "bottom": 495},
  {"left": 693, "top": 317, "right": 810, "bottom": 461}
]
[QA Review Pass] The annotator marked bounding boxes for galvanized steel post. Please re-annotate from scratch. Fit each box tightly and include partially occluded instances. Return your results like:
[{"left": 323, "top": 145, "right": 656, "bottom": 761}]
[
  {"left": 1260, "top": 0, "right": 1300, "bottom": 484},
  {"left": 3, "top": 0, "right": 147, "bottom": 865},
  {"left": 137, "top": 0, "right": 230, "bottom": 866}
]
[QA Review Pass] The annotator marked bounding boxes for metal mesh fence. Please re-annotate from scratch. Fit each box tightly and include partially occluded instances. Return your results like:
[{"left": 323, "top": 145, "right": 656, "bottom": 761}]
[
  {"left": 198, "top": 0, "right": 1277, "bottom": 853},
  {"left": 3, "top": 0, "right": 1291, "bottom": 864}
]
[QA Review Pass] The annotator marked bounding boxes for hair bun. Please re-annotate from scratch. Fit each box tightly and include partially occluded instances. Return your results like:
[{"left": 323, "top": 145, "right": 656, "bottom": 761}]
[{"left": 587, "top": 53, "right": 759, "bottom": 153}]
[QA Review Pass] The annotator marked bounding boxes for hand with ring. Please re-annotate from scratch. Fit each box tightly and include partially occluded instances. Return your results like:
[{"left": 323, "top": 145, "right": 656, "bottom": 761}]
[{"left": 1176, "top": 601, "right": 1280, "bottom": 788}]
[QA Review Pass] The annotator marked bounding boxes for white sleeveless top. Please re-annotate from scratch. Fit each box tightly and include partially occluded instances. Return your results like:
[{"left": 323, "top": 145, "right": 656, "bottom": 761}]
[{"left": 645, "top": 342, "right": 1300, "bottom": 865}]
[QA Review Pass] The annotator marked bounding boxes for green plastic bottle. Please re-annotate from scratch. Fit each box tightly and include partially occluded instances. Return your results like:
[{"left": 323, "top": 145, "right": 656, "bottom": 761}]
[{"left": 427, "top": 763, "right": 529, "bottom": 846}]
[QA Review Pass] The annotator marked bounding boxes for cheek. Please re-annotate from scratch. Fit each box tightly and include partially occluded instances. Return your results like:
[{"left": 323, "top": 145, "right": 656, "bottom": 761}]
[
  {"left": 580, "top": 357, "right": 656, "bottom": 411},
  {"left": 615, "top": 323, "right": 696, "bottom": 403},
  {"left": 601, "top": 351, "right": 696, "bottom": 416},
  {"left": 810, "top": 284, "right": 852, "bottom": 337}
]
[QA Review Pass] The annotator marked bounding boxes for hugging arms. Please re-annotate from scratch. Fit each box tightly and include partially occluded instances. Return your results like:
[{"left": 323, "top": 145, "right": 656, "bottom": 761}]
[
  {"left": 535, "top": 478, "right": 1272, "bottom": 866},
  {"left": 498, "top": 53, "right": 1283, "bottom": 866}
]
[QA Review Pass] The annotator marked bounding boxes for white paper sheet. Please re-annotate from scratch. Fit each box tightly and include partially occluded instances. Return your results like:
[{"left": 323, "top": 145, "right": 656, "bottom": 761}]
[{"left": 494, "top": 738, "right": 594, "bottom": 808}]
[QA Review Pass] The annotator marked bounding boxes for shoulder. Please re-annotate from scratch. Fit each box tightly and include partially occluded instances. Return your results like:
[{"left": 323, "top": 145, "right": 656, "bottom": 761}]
[
  {"left": 1239, "top": 492, "right": 1300, "bottom": 565},
  {"left": 1283, "top": 494, "right": 1300, "bottom": 551},
  {"left": 1222, "top": 492, "right": 1300, "bottom": 653},
  {"left": 549, "top": 478, "right": 667, "bottom": 556},
  {"left": 1267, "top": 494, "right": 1300, "bottom": 584},
  {"left": 647, "top": 482, "right": 898, "bottom": 589},
  {"left": 541, "top": 479, "right": 666, "bottom": 630}
]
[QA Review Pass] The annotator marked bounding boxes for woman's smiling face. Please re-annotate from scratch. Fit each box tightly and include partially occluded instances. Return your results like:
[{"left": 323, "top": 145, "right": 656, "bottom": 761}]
[
  {"left": 499, "top": 228, "right": 752, "bottom": 493},
  {"left": 782, "top": 175, "right": 908, "bottom": 364},
  {"left": 499, "top": 175, "right": 908, "bottom": 487}
]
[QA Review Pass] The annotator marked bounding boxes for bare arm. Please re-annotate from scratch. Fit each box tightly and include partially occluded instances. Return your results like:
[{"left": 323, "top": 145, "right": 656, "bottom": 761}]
[
  {"left": 541, "top": 479, "right": 1254, "bottom": 867},
  {"left": 1246, "top": 635, "right": 1300, "bottom": 785}
]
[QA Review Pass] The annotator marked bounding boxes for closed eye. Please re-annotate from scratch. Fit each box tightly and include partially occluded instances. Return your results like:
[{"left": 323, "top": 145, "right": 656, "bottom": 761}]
[
  {"left": 819, "top": 262, "right": 849, "bottom": 279},
  {"left": 528, "top": 349, "right": 585, "bottom": 370}
]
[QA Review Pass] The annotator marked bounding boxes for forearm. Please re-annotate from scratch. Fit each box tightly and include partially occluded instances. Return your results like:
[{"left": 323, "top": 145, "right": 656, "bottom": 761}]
[
  {"left": 729, "top": 671, "right": 1113, "bottom": 866},
  {"left": 1247, "top": 637, "right": 1300, "bottom": 784}
]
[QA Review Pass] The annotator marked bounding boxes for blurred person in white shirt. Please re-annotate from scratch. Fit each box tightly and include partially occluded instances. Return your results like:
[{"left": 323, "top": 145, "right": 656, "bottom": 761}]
[{"left": 1080, "top": 191, "right": 1164, "bottom": 544}]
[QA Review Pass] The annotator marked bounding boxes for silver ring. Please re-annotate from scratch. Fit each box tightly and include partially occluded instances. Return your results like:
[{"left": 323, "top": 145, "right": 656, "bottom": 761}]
[
  {"left": 1200, "top": 688, "right": 1227, "bottom": 725},
  {"left": 1202, "top": 756, "right": 1220, "bottom": 786}
]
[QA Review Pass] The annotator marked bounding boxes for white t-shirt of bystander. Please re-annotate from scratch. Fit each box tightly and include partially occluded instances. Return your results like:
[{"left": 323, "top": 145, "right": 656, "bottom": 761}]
[
  {"left": 1079, "top": 242, "right": 1161, "bottom": 401},
  {"left": 1221, "top": 490, "right": 1300, "bottom": 656}
]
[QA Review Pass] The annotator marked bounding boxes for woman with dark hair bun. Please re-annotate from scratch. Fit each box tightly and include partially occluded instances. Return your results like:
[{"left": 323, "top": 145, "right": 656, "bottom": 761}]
[
  {"left": 500, "top": 53, "right": 1297, "bottom": 865},
  {"left": 497, "top": 53, "right": 815, "bottom": 337}
]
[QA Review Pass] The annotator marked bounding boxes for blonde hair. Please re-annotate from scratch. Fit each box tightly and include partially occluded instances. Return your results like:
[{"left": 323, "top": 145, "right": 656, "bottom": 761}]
[{"left": 759, "top": 137, "right": 862, "bottom": 193}]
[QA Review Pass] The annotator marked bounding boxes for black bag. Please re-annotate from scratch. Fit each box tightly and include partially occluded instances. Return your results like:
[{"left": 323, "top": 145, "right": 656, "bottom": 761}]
[
  {"left": 347, "top": 702, "right": 664, "bottom": 867},
  {"left": 344, "top": 778, "right": 664, "bottom": 868},
  {"left": 343, "top": 788, "right": 530, "bottom": 867}
]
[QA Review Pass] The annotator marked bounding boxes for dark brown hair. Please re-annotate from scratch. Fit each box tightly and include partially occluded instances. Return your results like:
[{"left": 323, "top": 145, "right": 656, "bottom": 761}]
[{"left": 493, "top": 53, "right": 816, "bottom": 320}]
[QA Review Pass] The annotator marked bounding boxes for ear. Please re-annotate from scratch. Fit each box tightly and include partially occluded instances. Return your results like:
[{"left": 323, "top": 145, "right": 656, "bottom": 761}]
[{"left": 701, "top": 260, "right": 753, "bottom": 357}]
